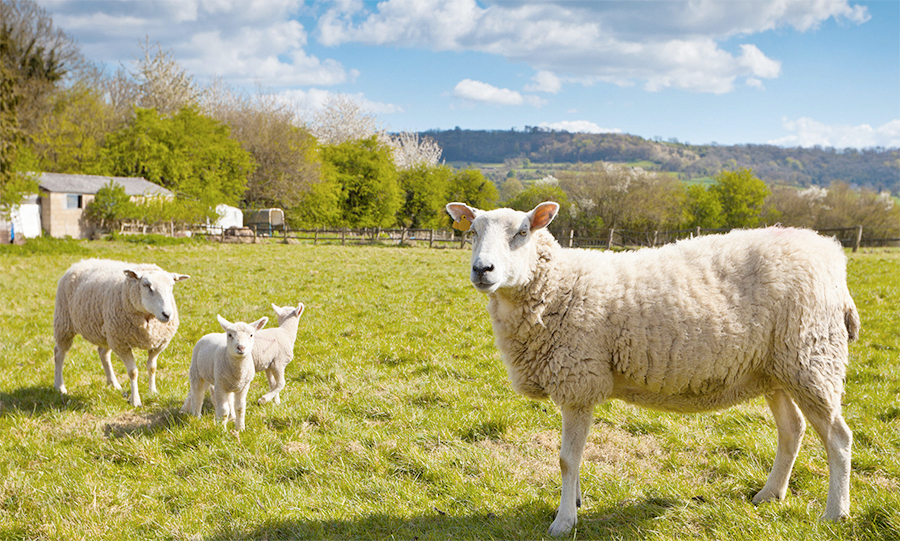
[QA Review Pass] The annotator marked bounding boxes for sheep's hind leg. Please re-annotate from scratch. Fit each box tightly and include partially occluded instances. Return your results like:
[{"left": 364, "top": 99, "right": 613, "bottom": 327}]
[
  {"left": 548, "top": 404, "right": 593, "bottom": 537},
  {"left": 98, "top": 347, "right": 122, "bottom": 391},
  {"left": 53, "top": 333, "right": 74, "bottom": 394},
  {"left": 795, "top": 395, "right": 852, "bottom": 520},
  {"left": 753, "top": 389, "right": 805, "bottom": 504},
  {"left": 258, "top": 368, "right": 285, "bottom": 405},
  {"left": 146, "top": 347, "right": 164, "bottom": 395},
  {"left": 114, "top": 348, "right": 142, "bottom": 407}
]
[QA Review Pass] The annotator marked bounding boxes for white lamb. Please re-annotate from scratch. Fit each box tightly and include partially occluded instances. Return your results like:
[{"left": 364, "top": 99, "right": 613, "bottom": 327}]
[
  {"left": 53, "top": 258, "right": 190, "bottom": 407},
  {"left": 181, "top": 314, "right": 268, "bottom": 431},
  {"left": 446, "top": 201, "right": 860, "bottom": 536},
  {"left": 252, "top": 302, "right": 305, "bottom": 406}
]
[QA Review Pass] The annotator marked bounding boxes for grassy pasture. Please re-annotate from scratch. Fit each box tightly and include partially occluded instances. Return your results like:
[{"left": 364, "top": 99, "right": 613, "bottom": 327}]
[{"left": 0, "top": 239, "right": 897, "bottom": 540}]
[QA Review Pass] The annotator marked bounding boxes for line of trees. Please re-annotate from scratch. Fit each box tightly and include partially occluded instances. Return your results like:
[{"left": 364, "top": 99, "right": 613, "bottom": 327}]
[{"left": 504, "top": 165, "right": 899, "bottom": 241}]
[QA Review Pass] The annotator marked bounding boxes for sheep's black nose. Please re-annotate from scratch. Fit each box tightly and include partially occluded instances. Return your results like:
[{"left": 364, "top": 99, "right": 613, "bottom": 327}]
[
  {"left": 473, "top": 264, "right": 494, "bottom": 277},
  {"left": 159, "top": 311, "right": 171, "bottom": 322}
]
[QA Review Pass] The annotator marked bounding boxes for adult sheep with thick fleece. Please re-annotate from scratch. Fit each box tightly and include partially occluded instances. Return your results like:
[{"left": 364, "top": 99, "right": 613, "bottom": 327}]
[
  {"left": 182, "top": 314, "right": 268, "bottom": 431},
  {"left": 252, "top": 302, "right": 304, "bottom": 406},
  {"left": 446, "top": 201, "right": 860, "bottom": 536},
  {"left": 53, "top": 258, "right": 190, "bottom": 407}
]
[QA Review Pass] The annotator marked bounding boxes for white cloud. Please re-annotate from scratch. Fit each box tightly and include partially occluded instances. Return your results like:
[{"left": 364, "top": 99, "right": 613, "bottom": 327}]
[
  {"left": 275, "top": 88, "right": 403, "bottom": 119},
  {"left": 525, "top": 70, "right": 562, "bottom": 94},
  {"left": 40, "top": 0, "right": 349, "bottom": 88},
  {"left": 769, "top": 117, "right": 900, "bottom": 149},
  {"left": 452, "top": 79, "right": 545, "bottom": 107},
  {"left": 316, "top": 0, "right": 867, "bottom": 94},
  {"left": 538, "top": 120, "right": 622, "bottom": 134}
]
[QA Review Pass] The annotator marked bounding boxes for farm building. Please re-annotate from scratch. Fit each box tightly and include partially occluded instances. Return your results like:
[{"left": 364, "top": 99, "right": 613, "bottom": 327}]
[{"left": 1, "top": 173, "right": 173, "bottom": 241}]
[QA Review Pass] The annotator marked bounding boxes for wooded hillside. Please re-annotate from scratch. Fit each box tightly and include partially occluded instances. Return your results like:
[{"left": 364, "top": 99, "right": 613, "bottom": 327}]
[{"left": 423, "top": 128, "right": 900, "bottom": 194}]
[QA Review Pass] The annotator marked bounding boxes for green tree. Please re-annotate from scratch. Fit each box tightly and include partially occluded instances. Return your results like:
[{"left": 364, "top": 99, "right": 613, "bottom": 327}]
[
  {"left": 447, "top": 168, "right": 499, "bottom": 210},
  {"left": 397, "top": 164, "right": 453, "bottom": 228},
  {"left": 684, "top": 184, "right": 725, "bottom": 229},
  {"left": 82, "top": 180, "right": 137, "bottom": 231},
  {"left": 710, "top": 168, "right": 769, "bottom": 228},
  {"left": 103, "top": 107, "right": 254, "bottom": 206},
  {"left": 320, "top": 136, "right": 401, "bottom": 228}
]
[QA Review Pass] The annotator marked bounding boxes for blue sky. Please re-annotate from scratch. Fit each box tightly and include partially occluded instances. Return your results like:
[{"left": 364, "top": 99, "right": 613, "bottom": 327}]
[{"left": 37, "top": 0, "right": 900, "bottom": 149}]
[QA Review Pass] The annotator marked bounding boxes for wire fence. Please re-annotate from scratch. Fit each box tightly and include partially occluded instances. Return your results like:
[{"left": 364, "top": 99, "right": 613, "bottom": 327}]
[{"left": 165, "top": 223, "right": 898, "bottom": 252}]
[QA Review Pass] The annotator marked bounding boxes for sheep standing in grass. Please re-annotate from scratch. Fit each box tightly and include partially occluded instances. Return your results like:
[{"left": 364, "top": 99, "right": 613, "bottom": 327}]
[
  {"left": 181, "top": 315, "right": 268, "bottom": 431},
  {"left": 446, "top": 201, "right": 860, "bottom": 536},
  {"left": 53, "top": 259, "right": 190, "bottom": 407},
  {"left": 252, "top": 302, "right": 304, "bottom": 406}
]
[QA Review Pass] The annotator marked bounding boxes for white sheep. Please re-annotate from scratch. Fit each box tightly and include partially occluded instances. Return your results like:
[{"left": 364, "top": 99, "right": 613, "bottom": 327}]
[
  {"left": 252, "top": 302, "right": 305, "bottom": 406},
  {"left": 446, "top": 201, "right": 860, "bottom": 536},
  {"left": 181, "top": 315, "right": 268, "bottom": 431},
  {"left": 53, "top": 258, "right": 190, "bottom": 407}
]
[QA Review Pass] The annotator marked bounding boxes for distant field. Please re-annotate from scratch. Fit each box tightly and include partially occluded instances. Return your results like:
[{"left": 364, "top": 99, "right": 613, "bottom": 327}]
[{"left": 0, "top": 239, "right": 897, "bottom": 540}]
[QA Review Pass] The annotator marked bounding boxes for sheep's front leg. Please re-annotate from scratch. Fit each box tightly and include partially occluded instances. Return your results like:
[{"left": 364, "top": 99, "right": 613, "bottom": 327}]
[
  {"left": 53, "top": 334, "right": 74, "bottom": 395},
  {"left": 114, "top": 347, "right": 142, "bottom": 407},
  {"left": 258, "top": 367, "right": 285, "bottom": 405},
  {"left": 548, "top": 404, "right": 593, "bottom": 537},
  {"left": 98, "top": 347, "right": 122, "bottom": 390}
]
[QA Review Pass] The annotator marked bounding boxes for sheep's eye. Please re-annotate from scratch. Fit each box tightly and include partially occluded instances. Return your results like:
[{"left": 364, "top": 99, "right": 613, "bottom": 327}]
[{"left": 518, "top": 229, "right": 528, "bottom": 237}]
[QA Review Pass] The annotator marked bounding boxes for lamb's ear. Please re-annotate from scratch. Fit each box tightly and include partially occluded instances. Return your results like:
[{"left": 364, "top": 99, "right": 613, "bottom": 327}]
[
  {"left": 295, "top": 303, "right": 305, "bottom": 318},
  {"left": 528, "top": 201, "right": 559, "bottom": 231},
  {"left": 216, "top": 314, "right": 232, "bottom": 330},
  {"left": 123, "top": 269, "right": 140, "bottom": 281},
  {"left": 172, "top": 273, "right": 190, "bottom": 282},
  {"left": 446, "top": 202, "right": 478, "bottom": 226},
  {"left": 251, "top": 317, "right": 269, "bottom": 331}
]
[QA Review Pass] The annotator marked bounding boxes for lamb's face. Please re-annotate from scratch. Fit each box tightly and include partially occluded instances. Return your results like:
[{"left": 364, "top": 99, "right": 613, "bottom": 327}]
[
  {"left": 446, "top": 202, "right": 559, "bottom": 294},
  {"left": 217, "top": 315, "right": 269, "bottom": 358},
  {"left": 125, "top": 269, "right": 190, "bottom": 323}
]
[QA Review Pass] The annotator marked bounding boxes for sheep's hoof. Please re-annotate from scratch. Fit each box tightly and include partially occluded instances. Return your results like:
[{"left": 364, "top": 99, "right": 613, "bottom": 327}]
[
  {"left": 57, "top": 385, "right": 68, "bottom": 395},
  {"left": 257, "top": 396, "right": 268, "bottom": 406},
  {"left": 548, "top": 515, "right": 576, "bottom": 537}
]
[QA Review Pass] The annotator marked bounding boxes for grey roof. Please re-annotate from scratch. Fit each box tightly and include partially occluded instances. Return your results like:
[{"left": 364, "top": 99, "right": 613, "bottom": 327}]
[{"left": 35, "top": 173, "right": 173, "bottom": 197}]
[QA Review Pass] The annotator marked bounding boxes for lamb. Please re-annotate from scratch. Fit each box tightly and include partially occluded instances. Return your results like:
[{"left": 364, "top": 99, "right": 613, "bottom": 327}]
[
  {"left": 445, "top": 201, "right": 860, "bottom": 536},
  {"left": 252, "top": 302, "right": 304, "bottom": 406},
  {"left": 181, "top": 314, "right": 268, "bottom": 431},
  {"left": 53, "top": 258, "right": 190, "bottom": 407}
]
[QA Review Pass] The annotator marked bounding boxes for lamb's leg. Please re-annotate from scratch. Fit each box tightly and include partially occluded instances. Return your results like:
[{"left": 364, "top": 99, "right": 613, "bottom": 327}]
[
  {"left": 258, "top": 367, "right": 285, "bottom": 405},
  {"left": 548, "top": 404, "right": 593, "bottom": 537},
  {"left": 114, "top": 348, "right": 142, "bottom": 407},
  {"left": 146, "top": 347, "right": 164, "bottom": 395},
  {"left": 98, "top": 347, "right": 122, "bottom": 390},
  {"left": 796, "top": 399, "right": 852, "bottom": 520},
  {"left": 53, "top": 333, "right": 74, "bottom": 394},
  {"left": 214, "top": 387, "right": 231, "bottom": 429},
  {"left": 182, "top": 378, "right": 209, "bottom": 417},
  {"left": 234, "top": 386, "right": 250, "bottom": 431},
  {"left": 753, "top": 389, "right": 805, "bottom": 504}
]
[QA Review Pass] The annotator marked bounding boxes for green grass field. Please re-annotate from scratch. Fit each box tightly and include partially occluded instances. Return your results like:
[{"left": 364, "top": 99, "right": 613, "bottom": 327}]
[{"left": 0, "top": 238, "right": 897, "bottom": 540}]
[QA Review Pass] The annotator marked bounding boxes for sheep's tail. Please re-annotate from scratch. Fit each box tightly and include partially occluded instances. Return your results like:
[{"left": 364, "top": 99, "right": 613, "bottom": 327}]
[{"left": 844, "top": 298, "right": 860, "bottom": 343}]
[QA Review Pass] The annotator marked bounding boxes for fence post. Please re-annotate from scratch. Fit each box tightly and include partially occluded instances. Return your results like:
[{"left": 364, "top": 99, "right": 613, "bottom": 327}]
[
  {"left": 653, "top": 230, "right": 658, "bottom": 247},
  {"left": 607, "top": 228, "right": 615, "bottom": 250},
  {"left": 853, "top": 225, "right": 863, "bottom": 253},
  {"left": 429, "top": 229, "right": 435, "bottom": 248},
  {"left": 314, "top": 228, "right": 319, "bottom": 245},
  {"left": 568, "top": 229, "right": 574, "bottom": 248},
  {"left": 695, "top": 226, "right": 701, "bottom": 238},
  {"left": 341, "top": 228, "right": 346, "bottom": 246},
  {"left": 459, "top": 232, "right": 466, "bottom": 249}
]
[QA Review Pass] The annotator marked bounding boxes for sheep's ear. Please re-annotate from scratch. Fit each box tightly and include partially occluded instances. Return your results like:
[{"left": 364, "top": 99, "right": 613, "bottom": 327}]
[
  {"left": 295, "top": 303, "right": 305, "bottom": 317},
  {"left": 172, "top": 273, "right": 190, "bottom": 282},
  {"left": 251, "top": 317, "right": 269, "bottom": 331},
  {"left": 216, "top": 314, "right": 231, "bottom": 330},
  {"left": 446, "top": 202, "right": 478, "bottom": 231},
  {"left": 124, "top": 269, "right": 140, "bottom": 281},
  {"left": 271, "top": 303, "right": 282, "bottom": 313},
  {"left": 528, "top": 202, "right": 559, "bottom": 231}
]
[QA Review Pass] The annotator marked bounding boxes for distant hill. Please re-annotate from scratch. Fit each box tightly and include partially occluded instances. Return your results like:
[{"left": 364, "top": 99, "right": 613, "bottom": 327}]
[{"left": 421, "top": 128, "right": 900, "bottom": 194}]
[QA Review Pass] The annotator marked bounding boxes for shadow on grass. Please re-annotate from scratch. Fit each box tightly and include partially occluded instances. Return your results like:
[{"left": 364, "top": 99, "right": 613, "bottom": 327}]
[
  {"left": 204, "top": 497, "right": 678, "bottom": 540},
  {"left": 0, "top": 385, "right": 90, "bottom": 414},
  {"left": 102, "top": 403, "right": 187, "bottom": 438}
]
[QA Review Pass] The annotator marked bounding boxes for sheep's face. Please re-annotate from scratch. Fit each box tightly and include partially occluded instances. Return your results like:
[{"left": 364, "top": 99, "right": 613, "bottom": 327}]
[
  {"left": 124, "top": 269, "right": 190, "bottom": 323},
  {"left": 217, "top": 315, "right": 269, "bottom": 358},
  {"left": 446, "top": 202, "right": 559, "bottom": 294}
]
